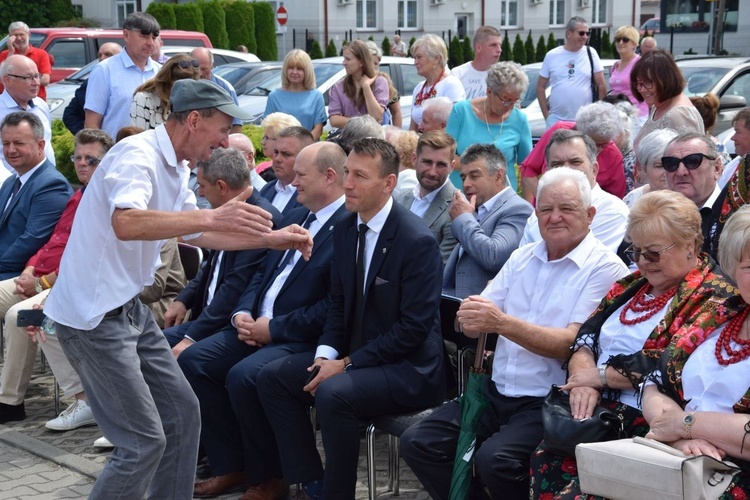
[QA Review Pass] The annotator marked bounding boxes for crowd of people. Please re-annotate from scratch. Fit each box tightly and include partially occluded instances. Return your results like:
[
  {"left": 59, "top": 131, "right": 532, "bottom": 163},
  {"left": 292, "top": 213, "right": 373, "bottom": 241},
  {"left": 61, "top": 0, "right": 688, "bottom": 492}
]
[{"left": 1, "top": 10, "right": 749, "bottom": 500}]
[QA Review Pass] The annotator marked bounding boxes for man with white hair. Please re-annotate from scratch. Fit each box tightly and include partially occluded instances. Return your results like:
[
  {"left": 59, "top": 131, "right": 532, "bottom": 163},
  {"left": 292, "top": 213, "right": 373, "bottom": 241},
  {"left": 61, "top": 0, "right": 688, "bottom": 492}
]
[
  {"left": 420, "top": 97, "right": 453, "bottom": 133},
  {"left": 402, "top": 165, "right": 628, "bottom": 500},
  {"left": 639, "top": 36, "right": 657, "bottom": 54},
  {"left": 192, "top": 47, "right": 244, "bottom": 134},
  {"left": 450, "top": 26, "right": 502, "bottom": 99},
  {"left": 229, "top": 133, "right": 266, "bottom": 191},
  {"left": 0, "top": 21, "right": 52, "bottom": 100},
  {"left": 391, "top": 34, "right": 407, "bottom": 57}
]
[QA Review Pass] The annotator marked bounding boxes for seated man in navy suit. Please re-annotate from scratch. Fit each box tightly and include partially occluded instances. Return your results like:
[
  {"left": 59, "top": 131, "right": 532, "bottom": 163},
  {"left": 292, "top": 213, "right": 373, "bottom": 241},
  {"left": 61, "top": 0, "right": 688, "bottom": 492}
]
[
  {"left": 0, "top": 111, "right": 71, "bottom": 280},
  {"left": 443, "top": 143, "right": 532, "bottom": 298},
  {"left": 256, "top": 138, "right": 446, "bottom": 500},
  {"left": 180, "top": 141, "right": 349, "bottom": 498},
  {"left": 163, "top": 148, "right": 281, "bottom": 357},
  {"left": 259, "top": 126, "right": 313, "bottom": 214}
]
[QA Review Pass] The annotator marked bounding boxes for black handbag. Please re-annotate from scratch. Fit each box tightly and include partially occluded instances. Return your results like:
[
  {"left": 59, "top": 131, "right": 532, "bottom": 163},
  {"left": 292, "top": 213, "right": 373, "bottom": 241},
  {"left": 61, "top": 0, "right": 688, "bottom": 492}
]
[{"left": 541, "top": 385, "right": 624, "bottom": 456}]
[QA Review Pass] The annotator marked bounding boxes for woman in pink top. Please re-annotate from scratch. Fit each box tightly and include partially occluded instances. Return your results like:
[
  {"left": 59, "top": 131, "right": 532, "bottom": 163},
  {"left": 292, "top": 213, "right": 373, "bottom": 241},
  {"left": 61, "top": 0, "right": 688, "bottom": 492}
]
[{"left": 609, "top": 26, "right": 648, "bottom": 123}]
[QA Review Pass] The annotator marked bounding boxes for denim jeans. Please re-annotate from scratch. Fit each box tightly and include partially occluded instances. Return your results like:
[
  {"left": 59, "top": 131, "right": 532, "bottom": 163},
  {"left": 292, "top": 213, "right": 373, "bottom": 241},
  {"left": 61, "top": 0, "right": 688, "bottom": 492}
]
[{"left": 56, "top": 297, "right": 200, "bottom": 499}]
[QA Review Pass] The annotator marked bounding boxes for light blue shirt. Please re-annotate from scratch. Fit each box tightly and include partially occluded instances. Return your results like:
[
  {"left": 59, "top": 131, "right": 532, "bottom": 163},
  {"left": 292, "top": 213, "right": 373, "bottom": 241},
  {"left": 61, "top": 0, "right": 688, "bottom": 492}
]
[
  {"left": 0, "top": 90, "right": 55, "bottom": 172},
  {"left": 210, "top": 74, "right": 242, "bottom": 127},
  {"left": 85, "top": 49, "right": 160, "bottom": 139},
  {"left": 264, "top": 89, "right": 327, "bottom": 131}
]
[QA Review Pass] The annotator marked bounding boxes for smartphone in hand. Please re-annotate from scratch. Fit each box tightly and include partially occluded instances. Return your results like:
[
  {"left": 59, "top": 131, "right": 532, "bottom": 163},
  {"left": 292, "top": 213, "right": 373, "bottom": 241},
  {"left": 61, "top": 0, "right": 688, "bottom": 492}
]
[
  {"left": 17, "top": 309, "right": 47, "bottom": 327},
  {"left": 305, "top": 365, "right": 321, "bottom": 386}
]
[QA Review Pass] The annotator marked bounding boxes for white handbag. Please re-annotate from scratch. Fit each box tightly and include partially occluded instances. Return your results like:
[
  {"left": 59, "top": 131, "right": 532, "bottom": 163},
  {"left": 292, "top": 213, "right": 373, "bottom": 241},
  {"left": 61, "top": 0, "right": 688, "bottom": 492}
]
[{"left": 576, "top": 436, "right": 740, "bottom": 500}]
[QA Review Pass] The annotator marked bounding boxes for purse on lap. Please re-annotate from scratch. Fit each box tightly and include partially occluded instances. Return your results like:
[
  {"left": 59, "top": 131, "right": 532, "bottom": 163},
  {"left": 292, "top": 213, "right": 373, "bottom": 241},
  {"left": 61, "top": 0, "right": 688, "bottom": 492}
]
[
  {"left": 541, "top": 385, "right": 625, "bottom": 456},
  {"left": 576, "top": 436, "right": 741, "bottom": 500}
]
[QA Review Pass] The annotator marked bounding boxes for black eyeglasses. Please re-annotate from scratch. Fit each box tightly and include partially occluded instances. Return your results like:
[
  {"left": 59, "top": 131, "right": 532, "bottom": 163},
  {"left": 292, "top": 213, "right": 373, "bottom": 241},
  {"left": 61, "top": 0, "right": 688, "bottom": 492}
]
[
  {"left": 7, "top": 73, "right": 41, "bottom": 81},
  {"left": 625, "top": 243, "right": 676, "bottom": 263},
  {"left": 70, "top": 155, "right": 101, "bottom": 167},
  {"left": 661, "top": 153, "right": 716, "bottom": 172},
  {"left": 614, "top": 37, "right": 631, "bottom": 43},
  {"left": 578, "top": 31, "right": 590, "bottom": 37},
  {"left": 177, "top": 59, "right": 201, "bottom": 69}
]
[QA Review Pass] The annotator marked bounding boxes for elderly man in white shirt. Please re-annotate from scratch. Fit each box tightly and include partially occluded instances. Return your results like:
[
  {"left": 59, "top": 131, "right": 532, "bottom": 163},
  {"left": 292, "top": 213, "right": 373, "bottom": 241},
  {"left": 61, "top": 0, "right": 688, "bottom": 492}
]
[
  {"left": 43, "top": 79, "right": 312, "bottom": 500},
  {"left": 401, "top": 166, "right": 628, "bottom": 500}
]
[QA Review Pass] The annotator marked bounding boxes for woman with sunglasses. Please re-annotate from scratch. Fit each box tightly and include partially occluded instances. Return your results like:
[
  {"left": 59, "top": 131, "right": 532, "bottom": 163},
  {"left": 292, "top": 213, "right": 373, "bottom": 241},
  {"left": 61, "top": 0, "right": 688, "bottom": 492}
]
[
  {"left": 130, "top": 54, "right": 200, "bottom": 130},
  {"left": 530, "top": 190, "right": 737, "bottom": 499},
  {"left": 631, "top": 48, "right": 704, "bottom": 152},
  {"left": 609, "top": 26, "right": 649, "bottom": 125},
  {"left": 263, "top": 49, "right": 327, "bottom": 140},
  {"left": 445, "top": 61, "right": 531, "bottom": 191}
]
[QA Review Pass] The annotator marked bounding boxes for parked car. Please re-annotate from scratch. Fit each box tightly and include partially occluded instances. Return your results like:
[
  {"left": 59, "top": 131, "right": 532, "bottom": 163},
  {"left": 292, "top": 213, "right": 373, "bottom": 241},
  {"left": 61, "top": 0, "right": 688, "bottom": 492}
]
[
  {"left": 46, "top": 47, "right": 260, "bottom": 120},
  {"left": 213, "top": 61, "right": 283, "bottom": 96},
  {"left": 676, "top": 57, "right": 750, "bottom": 135},
  {"left": 228, "top": 55, "right": 421, "bottom": 130},
  {"left": 0, "top": 28, "right": 212, "bottom": 84},
  {"left": 640, "top": 18, "right": 661, "bottom": 35}
]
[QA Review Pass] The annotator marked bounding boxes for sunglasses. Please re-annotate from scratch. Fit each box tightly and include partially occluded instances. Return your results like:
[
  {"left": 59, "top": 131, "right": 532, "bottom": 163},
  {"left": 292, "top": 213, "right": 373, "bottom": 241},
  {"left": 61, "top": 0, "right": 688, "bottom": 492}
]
[
  {"left": 130, "top": 28, "right": 159, "bottom": 38},
  {"left": 625, "top": 243, "right": 676, "bottom": 263},
  {"left": 177, "top": 59, "right": 201, "bottom": 69},
  {"left": 614, "top": 37, "right": 632, "bottom": 43},
  {"left": 70, "top": 155, "right": 102, "bottom": 167},
  {"left": 661, "top": 153, "right": 716, "bottom": 172},
  {"left": 578, "top": 31, "right": 590, "bottom": 37}
]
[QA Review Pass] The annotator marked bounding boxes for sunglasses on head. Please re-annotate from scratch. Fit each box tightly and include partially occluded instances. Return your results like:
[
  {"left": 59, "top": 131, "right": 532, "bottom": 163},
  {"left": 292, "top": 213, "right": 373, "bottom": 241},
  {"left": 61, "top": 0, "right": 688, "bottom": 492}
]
[
  {"left": 625, "top": 243, "right": 676, "bottom": 263},
  {"left": 661, "top": 153, "right": 716, "bottom": 172},
  {"left": 177, "top": 59, "right": 201, "bottom": 69}
]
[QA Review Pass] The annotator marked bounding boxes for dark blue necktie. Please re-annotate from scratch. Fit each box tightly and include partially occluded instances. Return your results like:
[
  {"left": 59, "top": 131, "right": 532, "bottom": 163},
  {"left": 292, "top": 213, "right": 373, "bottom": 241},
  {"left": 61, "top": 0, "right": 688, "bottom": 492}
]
[
  {"left": 350, "top": 223, "right": 368, "bottom": 352},
  {"left": 277, "top": 212, "right": 316, "bottom": 270}
]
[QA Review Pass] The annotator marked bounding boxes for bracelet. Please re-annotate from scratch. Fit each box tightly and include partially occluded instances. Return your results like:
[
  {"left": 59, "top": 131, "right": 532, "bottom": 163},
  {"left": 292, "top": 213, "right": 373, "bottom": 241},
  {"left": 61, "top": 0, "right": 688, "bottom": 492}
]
[
  {"left": 40, "top": 275, "right": 52, "bottom": 289},
  {"left": 598, "top": 365, "right": 608, "bottom": 388}
]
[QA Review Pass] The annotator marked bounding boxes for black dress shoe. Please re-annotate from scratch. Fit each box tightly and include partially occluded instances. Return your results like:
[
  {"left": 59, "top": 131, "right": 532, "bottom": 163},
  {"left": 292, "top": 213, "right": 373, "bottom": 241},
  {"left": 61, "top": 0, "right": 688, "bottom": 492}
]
[
  {"left": 193, "top": 471, "right": 246, "bottom": 498},
  {"left": 196, "top": 461, "right": 212, "bottom": 479},
  {"left": 0, "top": 402, "right": 26, "bottom": 424}
]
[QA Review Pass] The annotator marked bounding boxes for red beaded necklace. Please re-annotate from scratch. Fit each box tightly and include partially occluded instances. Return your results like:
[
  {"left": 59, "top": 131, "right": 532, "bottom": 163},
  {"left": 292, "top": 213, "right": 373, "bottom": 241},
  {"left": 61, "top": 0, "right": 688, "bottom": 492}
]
[
  {"left": 619, "top": 283, "right": 678, "bottom": 326},
  {"left": 414, "top": 71, "right": 445, "bottom": 107},
  {"left": 715, "top": 307, "right": 750, "bottom": 366}
]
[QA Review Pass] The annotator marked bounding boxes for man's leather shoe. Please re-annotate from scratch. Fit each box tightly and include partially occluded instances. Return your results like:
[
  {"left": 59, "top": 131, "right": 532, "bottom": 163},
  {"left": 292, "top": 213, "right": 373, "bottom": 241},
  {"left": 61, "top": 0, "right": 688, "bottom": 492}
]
[
  {"left": 240, "top": 477, "right": 289, "bottom": 500},
  {"left": 193, "top": 471, "right": 245, "bottom": 498},
  {"left": 0, "top": 402, "right": 26, "bottom": 424}
]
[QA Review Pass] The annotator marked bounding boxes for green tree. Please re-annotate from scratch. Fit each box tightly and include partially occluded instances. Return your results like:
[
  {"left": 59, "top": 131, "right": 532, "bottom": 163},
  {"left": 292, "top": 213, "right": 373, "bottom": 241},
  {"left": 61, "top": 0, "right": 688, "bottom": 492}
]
[
  {"left": 174, "top": 3, "right": 204, "bottom": 33},
  {"left": 200, "top": 1, "right": 229, "bottom": 49},
  {"left": 525, "top": 31, "right": 535, "bottom": 63},
  {"left": 325, "top": 39, "right": 338, "bottom": 58},
  {"left": 535, "top": 35, "right": 547, "bottom": 62},
  {"left": 309, "top": 40, "right": 323, "bottom": 59},
  {"left": 600, "top": 30, "right": 613, "bottom": 58},
  {"left": 225, "top": 1, "right": 256, "bottom": 54},
  {"left": 448, "top": 36, "right": 464, "bottom": 69},
  {"left": 146, "top": 2, "right": 176, "bottom": 30},
  {"left": 253, "top": 1, "right": 277, "bottom": 61},
  {"left": 500, "top": 35, "right": 511, "bottom": 61},
  {"left": 547, "top": 32, "right": 557, "bottom": 51},
  {"left": 512, "top": 33, "right": 526, "bottom": 64},
  {"left": 381, "top": 37, "right": 391, "bottom": 58},
  {"left": 49, "top": 0, "right": 76, "bottom": 25},
  {"left": 0, "top": 1, "right": 48, "bottom": 29},
  {"left": 408, "top": 37, "right": 416, "bottom": 55},
  {"left": 462, "top": 36, "right": 474, "bottom": 62}
]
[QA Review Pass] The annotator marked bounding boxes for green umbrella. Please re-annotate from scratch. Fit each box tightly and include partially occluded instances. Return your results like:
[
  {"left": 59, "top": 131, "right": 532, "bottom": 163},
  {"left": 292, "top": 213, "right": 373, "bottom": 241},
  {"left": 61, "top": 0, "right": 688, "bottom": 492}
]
[{"left": 448, "top": 332, "right": 490, "bottom": 500}]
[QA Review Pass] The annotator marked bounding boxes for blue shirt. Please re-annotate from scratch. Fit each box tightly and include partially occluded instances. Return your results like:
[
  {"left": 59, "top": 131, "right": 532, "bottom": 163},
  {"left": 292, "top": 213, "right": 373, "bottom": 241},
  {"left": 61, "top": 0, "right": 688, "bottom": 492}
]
[
  {"left": 211, "top": 74, "right": 242, "bottom": 127},
  {"left": 263, "top": 89, "right": 327, "bottom": 131},
  {"left": 85, "top": 49, "right": 160, "bottom": 139}
]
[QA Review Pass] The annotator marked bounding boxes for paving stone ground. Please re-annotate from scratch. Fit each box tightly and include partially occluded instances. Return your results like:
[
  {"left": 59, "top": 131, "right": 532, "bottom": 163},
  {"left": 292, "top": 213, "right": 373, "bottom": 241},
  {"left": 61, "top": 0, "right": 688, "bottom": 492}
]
[{"left": 0, "top": 350, "right": 431, "bottom": 499}]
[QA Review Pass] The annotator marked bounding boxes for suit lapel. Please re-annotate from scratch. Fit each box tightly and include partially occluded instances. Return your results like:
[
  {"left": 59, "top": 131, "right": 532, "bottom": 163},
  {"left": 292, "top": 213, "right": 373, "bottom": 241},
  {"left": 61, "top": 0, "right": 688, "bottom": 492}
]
[
  {"left": 480, "top": 188, "right": 513, "bottom": 227},
  {"left": 363, "top": 206, "right": 398, "bottom": 300},
  {"left": 421, "top": 184, "right": 454, "bottom": 228},
  {"left": 0, "top": 163, "right": 49, "bottom": 228},
  {"left": 0, "top": 177, "right": 15, "bottom": 228}
]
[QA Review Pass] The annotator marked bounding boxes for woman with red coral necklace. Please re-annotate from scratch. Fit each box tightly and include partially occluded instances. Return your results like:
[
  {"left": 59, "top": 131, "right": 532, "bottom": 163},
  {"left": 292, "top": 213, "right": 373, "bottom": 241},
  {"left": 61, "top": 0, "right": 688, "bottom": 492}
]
[
  {"left": 530, "top": 190, "right": 738, "bottom": 499},
  {"left": 642, "top": 205, "right": 750, "bottom": 498}
]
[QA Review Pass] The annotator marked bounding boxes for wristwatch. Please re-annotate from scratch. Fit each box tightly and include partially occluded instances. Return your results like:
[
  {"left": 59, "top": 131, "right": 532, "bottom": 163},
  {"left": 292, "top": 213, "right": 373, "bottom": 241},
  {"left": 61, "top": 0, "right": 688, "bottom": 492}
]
[
  {"left": 34, "top": 278, "right": 43, "bottom": 294},
  {"left": 683, "top": 411, "right": 697, "bottom": 439},
  {"left": 598, "top": 365, "right": 608, "bottom": 389},
  {"left": 343, "top": 356, "right": 354, "bottom": 372}
]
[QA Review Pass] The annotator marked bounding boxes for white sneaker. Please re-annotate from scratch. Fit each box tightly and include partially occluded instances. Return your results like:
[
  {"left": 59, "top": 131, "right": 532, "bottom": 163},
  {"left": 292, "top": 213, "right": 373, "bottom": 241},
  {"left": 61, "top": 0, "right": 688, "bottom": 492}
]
[
  {"left": 93, "top": 436, "right": 114, "bottom": 449},
  {"left": 45, "top": 399, "right": 97, "bottom": 431}
]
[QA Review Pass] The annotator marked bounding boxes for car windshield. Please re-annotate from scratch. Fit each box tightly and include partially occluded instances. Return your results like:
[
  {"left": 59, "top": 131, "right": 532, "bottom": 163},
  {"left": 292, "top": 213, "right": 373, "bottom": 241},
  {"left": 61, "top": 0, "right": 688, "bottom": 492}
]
[
  {"left": 246, "top": 63, "right": 342, "bottom": 96},
  {"left": 521, "top": 67, "right": 541, "bottom": 108},
  {"left": 680, "top": 65, "right": 732, "bottom": 96}
]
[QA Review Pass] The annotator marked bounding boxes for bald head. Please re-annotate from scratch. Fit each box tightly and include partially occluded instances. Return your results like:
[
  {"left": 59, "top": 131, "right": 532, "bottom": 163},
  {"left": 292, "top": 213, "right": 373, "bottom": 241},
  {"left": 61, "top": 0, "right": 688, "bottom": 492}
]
[
  {"left": 229, "top": 133, "right": 255, "bottom": 168},
  {"left": 98, "top": 43, "right": 122, "bottom": 61},
  {"left": 292, "top": 141, "right": 347, "bottom": 212},
  {"left": 191, "top": 47, "right": 214, "bottom": 79},
  {"left": 640, "top": 37, "right": 657, "bottom": 54},
  {"left": 0, "top": 55, "right": 40, "bottom": 104}
]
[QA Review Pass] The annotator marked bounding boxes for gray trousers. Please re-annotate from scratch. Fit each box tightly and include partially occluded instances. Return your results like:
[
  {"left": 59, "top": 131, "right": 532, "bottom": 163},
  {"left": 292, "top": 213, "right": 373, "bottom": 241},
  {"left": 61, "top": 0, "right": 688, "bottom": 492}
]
[{"left": 56, "top": 297, "right": 200, "bottom": 500}]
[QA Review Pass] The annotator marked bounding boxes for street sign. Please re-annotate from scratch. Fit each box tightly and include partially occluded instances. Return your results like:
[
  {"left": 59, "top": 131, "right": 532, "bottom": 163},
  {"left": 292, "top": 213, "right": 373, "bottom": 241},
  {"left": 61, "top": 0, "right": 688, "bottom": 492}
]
[{"left": 277, "top": 5, "right": 288, "bottom": 26}]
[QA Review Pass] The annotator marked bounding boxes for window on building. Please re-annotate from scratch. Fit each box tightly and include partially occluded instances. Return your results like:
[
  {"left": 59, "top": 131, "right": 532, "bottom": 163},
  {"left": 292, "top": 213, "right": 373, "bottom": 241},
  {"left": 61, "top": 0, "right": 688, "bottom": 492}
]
[
  {"left": 500, "top": 0, "right": 518, "bottom": 27},
  {"left": 662, "top": 0, "right": 739, "bottom": 32},
  {"left": 357, "top": 0, "right": 377, "bottom": 30},
  {"left": 116, "top": 0, "right": 136, "bottom": 27},
  {"left": 592, "top": 0, "right": 607, "bottom": 25},
  {"left": 549, "top": 0, "right": 565, "bottom": 27},
  {"left": 398, "top": 0, "right": 417, "bottom": 29}
]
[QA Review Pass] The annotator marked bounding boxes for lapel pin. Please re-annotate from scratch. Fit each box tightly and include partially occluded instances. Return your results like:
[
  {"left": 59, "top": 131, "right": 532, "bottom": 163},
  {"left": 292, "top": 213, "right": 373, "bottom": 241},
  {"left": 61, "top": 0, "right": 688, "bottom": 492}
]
[{"left": 382, "top": 248, "right": 386, "bottom": 254}]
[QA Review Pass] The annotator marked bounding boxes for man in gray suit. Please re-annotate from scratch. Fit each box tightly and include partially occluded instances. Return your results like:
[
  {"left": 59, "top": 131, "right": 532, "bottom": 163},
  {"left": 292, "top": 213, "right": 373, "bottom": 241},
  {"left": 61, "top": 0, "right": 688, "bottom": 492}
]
[
  {"left": 443, "top": 143, "right": 533, "bottom": 298},
  {"left": 394, "top": 130, "right": 458, "bottom": 263}
]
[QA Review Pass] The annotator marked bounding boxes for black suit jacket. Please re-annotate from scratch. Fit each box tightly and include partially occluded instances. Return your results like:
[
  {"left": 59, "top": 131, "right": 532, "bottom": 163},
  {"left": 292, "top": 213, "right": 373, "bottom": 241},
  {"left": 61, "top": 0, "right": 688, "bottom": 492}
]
[
  {"left": 318, "top": 202, "right": 446, "bottom": 409},
  {"left": 233, "top": 203, "right": 348, "bottom": 345},
  {"left": 259, "top": 179, "right": 302, "bottom": 214},
  {"left": 175, "top": 189, "right": 282, "bottom": 341}
]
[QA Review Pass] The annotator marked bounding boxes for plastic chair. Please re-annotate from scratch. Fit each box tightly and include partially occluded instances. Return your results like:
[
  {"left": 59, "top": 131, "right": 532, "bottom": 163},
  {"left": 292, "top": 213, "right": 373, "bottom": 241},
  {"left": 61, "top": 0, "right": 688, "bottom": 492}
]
[{"left": 177, "top": 243, "right": 204, "bottom": 281}]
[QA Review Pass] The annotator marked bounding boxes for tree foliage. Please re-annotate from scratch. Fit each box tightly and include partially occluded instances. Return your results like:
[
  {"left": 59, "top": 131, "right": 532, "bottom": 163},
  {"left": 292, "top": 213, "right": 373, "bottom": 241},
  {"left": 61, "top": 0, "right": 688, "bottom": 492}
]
[
  {"left": 0, "top": 0, "right": 49, "bottom": 29},
  {"left": 200, "top": 1, "right": 229, "bottom": 50},
  {"left": 381, "top": 36, "right": 391, "bottom": 58},
  {"left": 512, "top": 33, "right": 526, "bottom": 64},
  {"left": 500, "top": 34, "right": 511, "bottom": 61},
  {"left": 49, "top": 0, "right": 76, "bottom": 25},
  {"left": 408, "top": 37, "right": 416, "bottom": 56},
  {"left": 448, "top": 36, "right": 464, "bottom": 69},
  {"left": 225, "top": 1, "right": 256, "bottom": 55},
  {"left": 525, "top": 31, "right": 536, "bottom": 63},
  {"left": 308, "top": 40, "right": 322, "bottom": 59},
  {"left": 253, "top": 1, "right": 277, "bottom": 61},
  {"left": 174, "top": 3, "right": 204, "bottom": 33},
  {"left": 600, "top": 30, "right": 613, "bottom": 58},
  {"left": 462, "top": 36, "right": 474, "bottom": 62},
  {"left": 325, "top": 39, "right": 337, "bottom": 58},
  {"left": 535, "top": 35, "right": 547, "bottom": 62},
  {"left": 146, "top": 2, "right": 176, "bottom": 30},
  {"left": 547, "top": 32, "right": 558, "bottom": 51}
]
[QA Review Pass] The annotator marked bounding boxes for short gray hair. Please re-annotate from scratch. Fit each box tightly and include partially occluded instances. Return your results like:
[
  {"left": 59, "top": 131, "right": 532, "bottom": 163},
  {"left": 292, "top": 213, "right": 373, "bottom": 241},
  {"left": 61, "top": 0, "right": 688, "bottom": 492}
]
[
  {"left": 719, "top": 205, "right": 750, "bottom": 280},
  {"left": 575, "top": 102, "right": 622, "bottom": 144},
  {"left": 665, "top": 131, "right": 717, "bottom": 157},
  {"left": 460, "top": 143, "right": 506, "bottom": 177},
  {"left": 566, "top": 17, "right": 588, "bottom": 32},
  {"left": 537, "top": 166, "right": 592, "bottom": 208},
  {"left": 338, "top": 115, "right": 385, "bottom": 147},
  {"left": 1, "top": 111, "right": 44, "bottom": 140},
  {"left": 545, "top": 128, "right": 598, "bottom": 167},
  {"left": 635, "top": 129, "right": 678, "bottom": 171},
  {"left": 8, "top": 21, "right": 29, "bottom": 33},
  {"left": 201, "top": 148, "right": 250, "bottom": 190},
  {"left": 421, "top": 97, "right": 453, "bottom": 123},
  {"left": 487, "top": 61, "right": 528, "bottom": 97}
]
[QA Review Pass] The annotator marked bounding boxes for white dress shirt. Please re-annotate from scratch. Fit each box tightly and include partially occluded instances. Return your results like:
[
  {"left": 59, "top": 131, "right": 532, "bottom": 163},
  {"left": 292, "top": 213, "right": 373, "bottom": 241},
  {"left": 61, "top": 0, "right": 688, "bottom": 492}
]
[
  {"left": 270, "top": 181, "right": 297, "bottom": 213},
  {"left": 409, "top": 179, "right": 447, "bottom": 218}
]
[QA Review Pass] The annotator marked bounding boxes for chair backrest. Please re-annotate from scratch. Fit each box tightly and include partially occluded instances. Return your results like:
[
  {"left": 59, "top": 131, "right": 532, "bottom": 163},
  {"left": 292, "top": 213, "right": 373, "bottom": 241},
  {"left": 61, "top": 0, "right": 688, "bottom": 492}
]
[{"left": 178, "top": 243, "right": 204, "bottom": 281}]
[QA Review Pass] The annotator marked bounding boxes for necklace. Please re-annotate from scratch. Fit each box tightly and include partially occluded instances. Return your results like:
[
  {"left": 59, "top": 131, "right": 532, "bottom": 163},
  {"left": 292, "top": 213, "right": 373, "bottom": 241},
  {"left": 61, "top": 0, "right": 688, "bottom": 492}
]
[
  {"left": 715, "top": 307, "right": 750, "bottom": 366},
  {"left": 414, "top": 71, "right": 445, "bottom": 107},
  {"left": 483, "top": 99, "right": 507, "bottom": 144},
  {"left": 619, "top": 283, "right": 678, "bottom": 325}
]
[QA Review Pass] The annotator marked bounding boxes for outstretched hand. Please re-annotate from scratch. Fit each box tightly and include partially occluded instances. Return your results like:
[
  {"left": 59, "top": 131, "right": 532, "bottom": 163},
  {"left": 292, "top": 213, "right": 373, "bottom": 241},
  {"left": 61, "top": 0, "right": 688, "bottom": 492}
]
[{"left": 211, "top": 186, "right": 273, "bottom": 235}]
